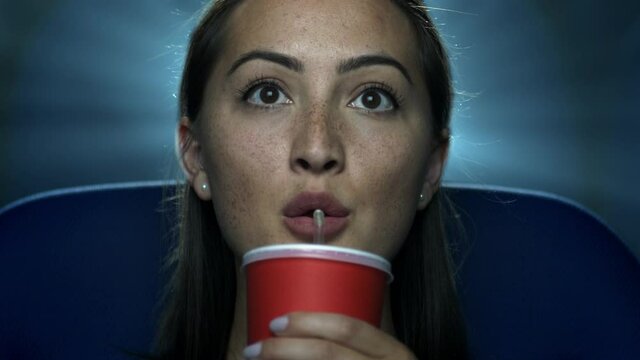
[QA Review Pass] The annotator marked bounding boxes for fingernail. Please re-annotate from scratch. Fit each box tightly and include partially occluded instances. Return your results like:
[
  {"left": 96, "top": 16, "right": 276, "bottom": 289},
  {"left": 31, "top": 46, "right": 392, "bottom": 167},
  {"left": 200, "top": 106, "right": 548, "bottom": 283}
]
[
  {"left": 269, "top": 315, "right": 289, "bottom": 333},
  {"left": 243, "top": 342, "right": 262, "bottom": 358}
]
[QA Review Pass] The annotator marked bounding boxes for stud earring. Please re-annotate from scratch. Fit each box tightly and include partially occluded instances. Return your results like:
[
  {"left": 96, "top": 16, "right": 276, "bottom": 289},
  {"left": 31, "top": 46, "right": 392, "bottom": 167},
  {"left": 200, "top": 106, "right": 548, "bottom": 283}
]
[
  {"left": 419, "top": 193, "right": 425, "bottom": 201},
  {"left": 201, "top": 183, "right": 209, "bottom": 192}
]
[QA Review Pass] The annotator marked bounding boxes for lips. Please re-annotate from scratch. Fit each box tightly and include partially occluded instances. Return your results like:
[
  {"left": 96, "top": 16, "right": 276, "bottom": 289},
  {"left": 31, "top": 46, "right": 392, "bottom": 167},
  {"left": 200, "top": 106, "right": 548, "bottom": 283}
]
[{"left": 282, "top": 192, "right": 350, "bottom": 240}]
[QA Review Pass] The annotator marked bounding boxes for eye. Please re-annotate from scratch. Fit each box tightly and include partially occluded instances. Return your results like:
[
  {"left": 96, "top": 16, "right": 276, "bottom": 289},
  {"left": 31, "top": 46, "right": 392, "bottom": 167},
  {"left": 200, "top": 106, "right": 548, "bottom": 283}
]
[
  {"left": 348, "top": 87, "right": 398, "bottom": 112},
  {"left": 244, "top": 82, "right": 292, "bottom": 107}
]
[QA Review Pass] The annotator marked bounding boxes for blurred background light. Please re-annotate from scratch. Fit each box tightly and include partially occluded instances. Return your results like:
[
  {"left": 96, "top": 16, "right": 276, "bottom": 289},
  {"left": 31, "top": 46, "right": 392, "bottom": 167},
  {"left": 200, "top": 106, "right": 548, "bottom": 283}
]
[{"left": 1, "top": 0, "right": 638, "bottom": 255}]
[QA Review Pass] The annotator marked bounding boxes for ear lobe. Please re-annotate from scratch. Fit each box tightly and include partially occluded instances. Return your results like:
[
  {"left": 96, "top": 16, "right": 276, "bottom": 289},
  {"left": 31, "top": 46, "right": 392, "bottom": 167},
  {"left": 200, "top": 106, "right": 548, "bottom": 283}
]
[{"left": 417, "top": 135, "right": 450, "bottom": 210}]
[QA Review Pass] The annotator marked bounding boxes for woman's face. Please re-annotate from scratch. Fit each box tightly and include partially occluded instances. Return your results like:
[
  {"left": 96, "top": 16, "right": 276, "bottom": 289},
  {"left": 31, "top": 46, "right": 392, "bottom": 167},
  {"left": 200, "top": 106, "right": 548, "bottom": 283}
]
[{"left": 182, "top": 0, "right": 447, "bottom": 259}]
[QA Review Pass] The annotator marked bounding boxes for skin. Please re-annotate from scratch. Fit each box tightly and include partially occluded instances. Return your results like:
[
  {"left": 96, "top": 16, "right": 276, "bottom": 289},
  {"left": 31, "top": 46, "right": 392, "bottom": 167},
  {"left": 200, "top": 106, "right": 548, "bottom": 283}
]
[{"left": 179, "top": 0, "right": 449, "bottom": 358}]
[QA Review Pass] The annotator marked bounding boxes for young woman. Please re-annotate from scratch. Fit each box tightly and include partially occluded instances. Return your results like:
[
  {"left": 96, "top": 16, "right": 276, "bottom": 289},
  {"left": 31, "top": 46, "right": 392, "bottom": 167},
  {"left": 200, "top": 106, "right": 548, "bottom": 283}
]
[{"left": 154, "top": 0, "right": 467, "bottom": 358}]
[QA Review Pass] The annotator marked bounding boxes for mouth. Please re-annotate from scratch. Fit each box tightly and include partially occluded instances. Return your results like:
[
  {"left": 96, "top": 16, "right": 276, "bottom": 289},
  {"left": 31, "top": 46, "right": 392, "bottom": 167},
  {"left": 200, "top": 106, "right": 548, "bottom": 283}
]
[{"left": 282, "top": 192, "right": 350, "bottom": 241}]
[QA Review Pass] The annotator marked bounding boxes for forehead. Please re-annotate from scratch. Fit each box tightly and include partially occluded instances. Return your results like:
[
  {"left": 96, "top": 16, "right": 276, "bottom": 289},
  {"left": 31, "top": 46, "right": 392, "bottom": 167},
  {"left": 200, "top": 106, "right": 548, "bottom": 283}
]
[{"left": 222, "top": 0, "right": 419, "bottom": 69}]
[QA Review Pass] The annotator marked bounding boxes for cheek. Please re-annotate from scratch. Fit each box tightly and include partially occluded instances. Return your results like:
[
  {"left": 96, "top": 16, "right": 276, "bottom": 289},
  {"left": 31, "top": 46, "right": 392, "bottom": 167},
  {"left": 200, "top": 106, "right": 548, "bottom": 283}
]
[
  {"left": 350, "top": 130, "right": 428, "bottom": 258},
  {"left": 199, "top": 113, "right": 287, "bottom": 254},
  {"left": 362, "top": 128, "right": 427, "bottom": 197}
]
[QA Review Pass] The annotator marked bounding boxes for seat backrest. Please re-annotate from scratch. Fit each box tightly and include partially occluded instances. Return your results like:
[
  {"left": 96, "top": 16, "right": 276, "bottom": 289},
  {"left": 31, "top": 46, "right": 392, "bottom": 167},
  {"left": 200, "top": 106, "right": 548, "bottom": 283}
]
[
  {"left": 446, "top": 185, "right": 640, "bottom": 359},
  {"left": 1, "top": 182, "right": 638, "bottom": 359},
  {"left": 0, "top": 182, "right": 174, "bottom": 359}
]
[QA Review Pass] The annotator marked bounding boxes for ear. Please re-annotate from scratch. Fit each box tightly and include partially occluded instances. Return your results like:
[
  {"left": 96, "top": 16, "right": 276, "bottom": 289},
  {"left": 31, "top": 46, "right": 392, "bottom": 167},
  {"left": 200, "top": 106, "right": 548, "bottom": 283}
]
[
  {"left": 417, "top": 131, "right": 450, "bottom": 210},
  {"left": 177, "top": 116, "right": 211, "bottom": 201}
]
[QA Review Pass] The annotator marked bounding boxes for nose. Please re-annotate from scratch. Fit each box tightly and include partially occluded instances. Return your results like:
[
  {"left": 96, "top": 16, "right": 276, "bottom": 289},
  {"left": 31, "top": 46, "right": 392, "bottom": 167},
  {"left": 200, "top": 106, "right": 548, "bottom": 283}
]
[{"left": 289, "top": 105, "right": 345, "bottom": 175}]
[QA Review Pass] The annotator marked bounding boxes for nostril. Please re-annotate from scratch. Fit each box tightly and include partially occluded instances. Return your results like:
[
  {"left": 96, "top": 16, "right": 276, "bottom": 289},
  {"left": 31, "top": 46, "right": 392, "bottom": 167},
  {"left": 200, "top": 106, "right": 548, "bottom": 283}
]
[
  {"left": 296, "top": 158, "right": 311, "bottom": 170},
  {"left": 323, "top": 160, "right": 337, "bottom": 171},
  {"left": 293, "top": 158, "right": 340, "bottom": 173}
]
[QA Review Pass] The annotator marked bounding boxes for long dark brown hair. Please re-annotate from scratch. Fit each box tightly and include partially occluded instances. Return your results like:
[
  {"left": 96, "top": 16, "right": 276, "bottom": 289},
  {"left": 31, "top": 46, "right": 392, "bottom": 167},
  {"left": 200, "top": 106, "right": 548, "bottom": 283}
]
[{"left": 153, "top": 0, "right": 467, "bottom": 358}]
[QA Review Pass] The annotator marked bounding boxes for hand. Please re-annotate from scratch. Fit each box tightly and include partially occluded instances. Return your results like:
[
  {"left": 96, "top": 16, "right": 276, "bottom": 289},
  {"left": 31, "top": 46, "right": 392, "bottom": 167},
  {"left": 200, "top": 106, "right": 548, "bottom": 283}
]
[{"left": 242, "top": 312, "right": 417, "bottom": 359}]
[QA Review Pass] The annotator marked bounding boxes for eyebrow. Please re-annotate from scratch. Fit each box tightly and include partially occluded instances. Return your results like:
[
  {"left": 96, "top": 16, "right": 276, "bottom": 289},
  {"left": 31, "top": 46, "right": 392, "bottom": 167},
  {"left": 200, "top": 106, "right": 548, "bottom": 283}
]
[
  {"left": 226, "top": 50, "right": 412, "bottom": 84},
  {"left": 227, "top": 50, "right": 304, "bottom": 76},
  {"left": 338, "top": 54, "right": 413, "bottom": 84}
]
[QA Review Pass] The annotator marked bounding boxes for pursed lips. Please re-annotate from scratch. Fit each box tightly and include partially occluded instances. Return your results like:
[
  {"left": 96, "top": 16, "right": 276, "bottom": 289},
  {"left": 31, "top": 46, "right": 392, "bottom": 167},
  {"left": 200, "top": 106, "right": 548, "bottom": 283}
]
[{"left": 282, "top": 191, "right": 350, "bottom": 240}]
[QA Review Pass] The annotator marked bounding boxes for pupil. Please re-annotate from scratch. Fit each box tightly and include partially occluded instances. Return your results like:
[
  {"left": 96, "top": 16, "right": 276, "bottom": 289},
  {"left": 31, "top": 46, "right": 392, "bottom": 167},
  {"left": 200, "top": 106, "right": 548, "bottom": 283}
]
[
  {"left": 363, "top": 90, "right": 381, "bottom": 109},
  {"left": 260, "top": 86, "right": 279, "bottom": 104}
]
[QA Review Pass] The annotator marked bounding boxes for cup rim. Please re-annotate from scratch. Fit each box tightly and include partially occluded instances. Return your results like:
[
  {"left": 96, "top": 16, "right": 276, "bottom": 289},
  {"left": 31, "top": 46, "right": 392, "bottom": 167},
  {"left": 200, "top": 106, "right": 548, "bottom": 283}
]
[{"left": 242, "top": 244, "right": 393, "bottom": 282}]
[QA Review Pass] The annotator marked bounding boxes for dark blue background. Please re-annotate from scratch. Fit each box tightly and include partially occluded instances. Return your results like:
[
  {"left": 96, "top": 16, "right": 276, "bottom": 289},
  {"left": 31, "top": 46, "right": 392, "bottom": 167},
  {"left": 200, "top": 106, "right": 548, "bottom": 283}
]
[{"left": 1, "top": 0, "right": 638, "bottom": 256}]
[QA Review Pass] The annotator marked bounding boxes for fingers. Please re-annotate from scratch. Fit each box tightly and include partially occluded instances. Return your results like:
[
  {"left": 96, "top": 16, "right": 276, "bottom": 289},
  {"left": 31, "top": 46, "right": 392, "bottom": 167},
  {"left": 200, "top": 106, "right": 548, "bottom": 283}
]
[
  {"left": 275, "top": 312, "right": 395, "bottom": 357},
  {"left": 243, "top": 312, "right": 415, "bottom": 359},
  {"left": 244, "top": 337, "right": 368, "bottom": 360}
]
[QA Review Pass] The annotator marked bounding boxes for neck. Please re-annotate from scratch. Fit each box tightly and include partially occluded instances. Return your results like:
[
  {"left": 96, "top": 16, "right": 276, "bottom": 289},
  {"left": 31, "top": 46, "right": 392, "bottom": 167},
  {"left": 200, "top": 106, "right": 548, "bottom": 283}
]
[{"left": 225, "top": 259, "right": 395, "bottom": 359}]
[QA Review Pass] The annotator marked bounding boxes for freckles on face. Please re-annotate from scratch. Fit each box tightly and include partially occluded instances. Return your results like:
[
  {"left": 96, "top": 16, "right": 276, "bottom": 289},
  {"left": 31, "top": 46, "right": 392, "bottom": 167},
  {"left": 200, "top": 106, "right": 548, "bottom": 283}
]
[
  {"left": 197, "top": 102, "right": 292, "bottom": 255},
  {"left": 344, "top": 125, "right": 430, "bottom": 257},
  {"left": 195, "top": 0, "right": 435, "bottom": 259}
]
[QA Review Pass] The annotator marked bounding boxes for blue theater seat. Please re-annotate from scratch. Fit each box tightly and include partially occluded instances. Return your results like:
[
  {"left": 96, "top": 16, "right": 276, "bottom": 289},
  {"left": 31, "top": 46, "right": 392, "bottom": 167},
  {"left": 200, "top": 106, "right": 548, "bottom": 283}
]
[{"left": 1, "top": 182, "right": 638, "bottom": 359}]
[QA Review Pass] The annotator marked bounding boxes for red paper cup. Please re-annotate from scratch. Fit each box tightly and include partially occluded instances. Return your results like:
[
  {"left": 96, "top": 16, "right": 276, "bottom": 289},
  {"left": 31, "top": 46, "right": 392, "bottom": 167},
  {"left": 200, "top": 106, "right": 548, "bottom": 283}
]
[{"left": 242, "top": 244, "right": 393, "bottom": 345}]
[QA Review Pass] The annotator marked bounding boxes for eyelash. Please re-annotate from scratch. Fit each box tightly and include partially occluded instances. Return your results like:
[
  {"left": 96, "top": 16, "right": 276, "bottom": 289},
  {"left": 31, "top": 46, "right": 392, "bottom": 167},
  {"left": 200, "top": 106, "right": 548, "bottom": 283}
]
[
  {"left": 236, "top": 75, "right": 287, "bottom": 105},
  {"left": 236, "top": 76, "right": 403, "bottom": 112},
  {"left": 355, "top": 81, "right": 404, "bottom": 111}
]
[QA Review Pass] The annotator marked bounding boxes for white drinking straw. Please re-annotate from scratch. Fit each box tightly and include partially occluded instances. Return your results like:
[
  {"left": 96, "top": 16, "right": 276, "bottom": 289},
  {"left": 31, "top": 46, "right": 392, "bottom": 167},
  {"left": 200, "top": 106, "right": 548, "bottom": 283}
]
[{"left": 313, "top": 209, "right": 325, "bottom": 244}]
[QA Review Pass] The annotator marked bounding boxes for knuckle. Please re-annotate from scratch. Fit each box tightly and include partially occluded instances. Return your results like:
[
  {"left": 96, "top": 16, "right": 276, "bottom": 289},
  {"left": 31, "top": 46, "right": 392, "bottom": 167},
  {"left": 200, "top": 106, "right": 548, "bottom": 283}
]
[
  {"left": 286, "top": 311, "right": 305, "bottom": 330},
  {"left": 258, "top": 338, "right": 280, "bottom": 359},
  {"left": 335, "top": 316, "right": 360, "bottom": 341},
  {"left": 317, "top": 342, "right": 339, "bottom": 359}
]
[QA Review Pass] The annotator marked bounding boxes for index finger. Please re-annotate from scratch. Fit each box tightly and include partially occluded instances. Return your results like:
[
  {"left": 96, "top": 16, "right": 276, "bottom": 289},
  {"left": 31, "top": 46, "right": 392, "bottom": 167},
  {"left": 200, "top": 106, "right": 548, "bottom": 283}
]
[{"left": 269, "top": 312, "right": 410, "bottom": 359}]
